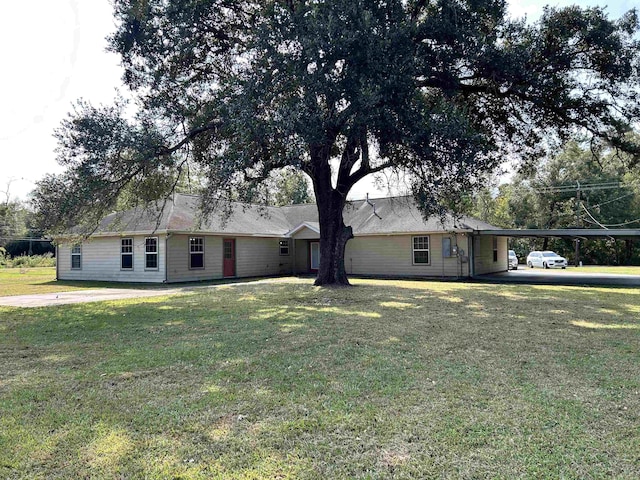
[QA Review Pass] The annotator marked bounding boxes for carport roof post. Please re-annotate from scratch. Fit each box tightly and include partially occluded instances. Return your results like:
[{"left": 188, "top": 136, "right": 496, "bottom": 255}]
[{"left": 477, "top": 229, "right": 640, "bottom": 239}]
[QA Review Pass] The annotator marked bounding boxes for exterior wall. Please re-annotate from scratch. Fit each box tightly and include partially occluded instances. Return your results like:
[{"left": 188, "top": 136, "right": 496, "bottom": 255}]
[
  {"left": 57, "top": 236, "right": 166, "bottom": 283},
  {"left": 293, "top": 228, "right": 320, "bottom": 240},
  {"left": 166, "top": 234, "right": 223, "bottom": 283},
  {"left": 166, "top": 234, "right": 293, "bottom": 283},
  {"left": 235, "top": 237, "right": 293, "bottom": 278},
  {"left": 57, "top": 232, "right": 503, "bottom": 282},
  {"left": 473, "top": 235, "right": 508, "bottom": 275},
  {"left": 342, "top": 233, "right": 470, "bottom": 278}
]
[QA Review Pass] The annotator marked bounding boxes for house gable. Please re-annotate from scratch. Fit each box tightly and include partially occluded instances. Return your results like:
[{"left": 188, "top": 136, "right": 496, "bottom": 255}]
[{"left": 287, "top": 222, "right": 320, "bottom": 240}]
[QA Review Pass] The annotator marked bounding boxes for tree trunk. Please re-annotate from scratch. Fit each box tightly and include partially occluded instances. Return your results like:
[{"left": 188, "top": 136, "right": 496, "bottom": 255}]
[
  {"left": 308, "top": 149, "right": 354, "bottom": 286},
  {"left": 314, "top": 189, "right": 353, "bottom": 286}
]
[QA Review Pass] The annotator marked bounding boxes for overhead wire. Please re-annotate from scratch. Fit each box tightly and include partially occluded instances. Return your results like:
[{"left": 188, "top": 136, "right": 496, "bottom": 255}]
[
  {"left": 588, "top": 191, "right": 635, "bottom": 209},
  {"left": 580, "top": 204, "right": 608, "bottom": 229},
  {"left": 580, "top": 203, "right": 640, "bottom": 228}
]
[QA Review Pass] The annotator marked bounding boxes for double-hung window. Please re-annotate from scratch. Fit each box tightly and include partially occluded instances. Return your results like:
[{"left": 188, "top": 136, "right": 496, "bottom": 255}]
[
  {"left": 71, "top": 244, "right": 82, "bottom": 270},
  {"left": 279, "top": 239, "right": 290, "bottom": 256},
  {"left": 121, "top": 238, "right": 133, "bottom": 270},
  {"left": 145, "top": 237, "right": 158, "bottom": 270},
  {"left": 189, "top": 237, "right": 204, "bottom": 269},
  {"left": 412, "top": 236, "right": 430, "bottom": 264}
]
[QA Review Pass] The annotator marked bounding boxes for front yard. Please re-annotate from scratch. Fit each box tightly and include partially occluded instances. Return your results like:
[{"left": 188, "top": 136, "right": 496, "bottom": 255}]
[
  {"left": 1, "top": 278, "right": 639, "bottom": 478},
  {"left": 0, "top": 267, "right": 162, "bottom": 297}
]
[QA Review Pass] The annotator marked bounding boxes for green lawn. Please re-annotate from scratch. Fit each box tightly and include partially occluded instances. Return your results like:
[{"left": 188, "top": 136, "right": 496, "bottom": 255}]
[
  {"left": 519, "top": 265, "right": 640, "bottom": 275},
  {"left": 0, "top": 267, "right": 166, "bottom": 297},
  {"left": 571, "top": 265, "right": 640, "bottom": 275},
  {"left": 1, "top": 278, "right": 639, "bottom": 478},
  {"left": 0, "top": 268, "right": 63, "bottom": 296}
]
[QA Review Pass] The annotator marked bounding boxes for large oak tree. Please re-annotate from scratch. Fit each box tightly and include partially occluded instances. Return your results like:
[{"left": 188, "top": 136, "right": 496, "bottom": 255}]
[{"left": 34, "top": 0, "right": 640, "bottom": 285}]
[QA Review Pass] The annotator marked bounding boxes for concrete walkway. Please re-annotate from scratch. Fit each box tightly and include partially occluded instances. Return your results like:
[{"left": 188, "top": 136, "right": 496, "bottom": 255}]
[
  {"left": 0, "top": 287, "right": 188, "bottom": 308},
  {"left": 0, "top": 278, "right": 292, "bottom": 308}
]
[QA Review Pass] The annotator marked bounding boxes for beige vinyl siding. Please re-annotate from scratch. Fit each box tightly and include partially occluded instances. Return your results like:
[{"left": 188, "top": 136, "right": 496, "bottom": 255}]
[
  {"left": 344, "top": 234, "right": 470, "bottom": 278},
  {"left": 166, "top": 235, "right": 293, "bottom": 282},
  {"left": 473, "top": 235, "right": 508, "bottom": 275},
  {"left": 292, "top": 227, "right": 319, "bottom": 240},
  {"left": 166, "top": 234, "right": 223, "bottom": 283},
  {"left": 235, "top": 237, "right": 293, "bottom": 277},
  {"left": 57, "top": 236, "right": 166, "bottom": 283}
]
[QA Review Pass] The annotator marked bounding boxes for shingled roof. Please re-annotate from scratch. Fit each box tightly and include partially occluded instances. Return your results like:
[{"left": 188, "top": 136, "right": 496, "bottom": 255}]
[{"left": 87, "top": 193, "right": 501, "bottom": 237}]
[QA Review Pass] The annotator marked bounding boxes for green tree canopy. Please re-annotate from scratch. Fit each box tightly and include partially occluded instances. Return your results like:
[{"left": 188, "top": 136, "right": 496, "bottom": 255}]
[
  {"left": 269, "top": 169, "right": 314, "bottom": 207},
  {"left": 33, "top": 0, "right": 640, "bottom": 284}
]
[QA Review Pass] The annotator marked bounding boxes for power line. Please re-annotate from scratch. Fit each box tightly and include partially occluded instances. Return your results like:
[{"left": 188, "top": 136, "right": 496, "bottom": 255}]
[
  {"left": 534, "top": 181, "right": 621, "bottom": 194},
  {"left": 581, "top": 204, "right": 607, "bottom": 229},
  {"left": 589, "top": 191, "right": 635, "bottom": 209},
  {"left": 580, "top": 203, "right": 640, "bottom": 228},
  {"left": 0, "top": 237, "right": 52, "bottom": 242},
  {"left": 583, "top": 216, "right": 640, "bottom": 228}
]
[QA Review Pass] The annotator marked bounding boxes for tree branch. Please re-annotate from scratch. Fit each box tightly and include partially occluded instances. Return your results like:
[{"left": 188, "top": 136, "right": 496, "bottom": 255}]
[
  {"left": 157, "top": 121, "right": 219, "bottom": 156},
  {"left": 348, "top": 160, "right": 395, "bottom": 187}
]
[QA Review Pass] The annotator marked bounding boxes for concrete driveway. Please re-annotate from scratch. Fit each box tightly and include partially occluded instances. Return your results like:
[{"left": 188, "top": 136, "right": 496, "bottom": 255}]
[
  {"left": 476, "top": 268, "right": 640, "bottom": 287},
  {"left": 0, "top": 287, "right": 188, "bottom": 308},
  {"left": 0, "top": 278, "right": 289, "bottom": 308}
]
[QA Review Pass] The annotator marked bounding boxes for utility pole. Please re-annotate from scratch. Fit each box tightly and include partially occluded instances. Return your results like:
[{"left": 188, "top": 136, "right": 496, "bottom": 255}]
[
  {"left": 533, "top": 180, "right": 622, "bottom": 267},
  {"left": 574, "top": 182, "right": 580, "bottom": 267}
]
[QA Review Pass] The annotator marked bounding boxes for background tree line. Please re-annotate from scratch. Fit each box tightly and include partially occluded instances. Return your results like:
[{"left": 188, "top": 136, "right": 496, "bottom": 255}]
[{"left": 0, "top": 181, "right": 54, "bottom": 258}]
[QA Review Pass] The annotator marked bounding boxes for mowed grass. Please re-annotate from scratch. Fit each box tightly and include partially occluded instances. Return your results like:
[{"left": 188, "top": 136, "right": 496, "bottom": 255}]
[
  {"left": 572, "top": 265, "right": 640, "bottom": 275},
  {"left": 519, "top": 265, "right": 640, "bottom": 275},
  {"left": 0, "top": 267, "right": 163, "bottom": 297},
  {"left": 1, "top": 278, "right": 639, "bottom": 479},
  {"left": 0, "top": 268, "right": 63, "bottom": 296}
]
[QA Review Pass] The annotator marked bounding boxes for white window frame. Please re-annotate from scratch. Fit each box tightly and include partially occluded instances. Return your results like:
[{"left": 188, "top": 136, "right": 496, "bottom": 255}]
[
  {"left": 279, "top": 239, "right": 290, "bottom": 256},
  {"left": 145, "top": 237, "right": 159, "bottom": 270},
  {"left": 189, "top": 237, "right": 205, "bottom": 269},
  {"left": 121, "top": 238, "right": 133, "bottom": 270},
  {"left": 71, "top": 244, "right": 82, "bottom": 270},
  {"left": 412, "top": 236, "right": 430, "bottom": 265},
  {"left": 493, "top": 236, "right": 498, "bottom": 263}
]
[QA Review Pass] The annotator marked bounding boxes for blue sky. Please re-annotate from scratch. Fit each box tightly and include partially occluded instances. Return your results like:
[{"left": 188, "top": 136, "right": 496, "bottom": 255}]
[{"left": 0, "top": 0, "right": 636, "bottom": 201}]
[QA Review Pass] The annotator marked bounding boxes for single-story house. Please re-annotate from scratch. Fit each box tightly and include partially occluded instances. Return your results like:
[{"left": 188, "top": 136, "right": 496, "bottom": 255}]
[{"left": 55, "top": 194, "right": 508, "bottom": 283}]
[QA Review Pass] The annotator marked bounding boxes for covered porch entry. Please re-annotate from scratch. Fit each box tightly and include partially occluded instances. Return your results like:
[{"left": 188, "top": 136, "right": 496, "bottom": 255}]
[{"left": 288, "top": 222, "right": 321, "bottom": 274}]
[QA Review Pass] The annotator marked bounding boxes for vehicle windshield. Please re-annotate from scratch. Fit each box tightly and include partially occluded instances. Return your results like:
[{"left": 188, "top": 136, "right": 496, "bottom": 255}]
[
  {"left": 509, "top": 250, "right": 516, "bottom": 256},
  {"left": 542, "top": 252, "right": 558, "bottom": 257}
]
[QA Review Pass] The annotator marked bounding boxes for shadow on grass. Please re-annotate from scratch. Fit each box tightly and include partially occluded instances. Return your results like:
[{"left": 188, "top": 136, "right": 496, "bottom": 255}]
[
  {"left": 2, "top": 280, "right": 640, "bottom": 478},
  {"left": 40, "top": 275, "right": 289, "bottom": 292}
]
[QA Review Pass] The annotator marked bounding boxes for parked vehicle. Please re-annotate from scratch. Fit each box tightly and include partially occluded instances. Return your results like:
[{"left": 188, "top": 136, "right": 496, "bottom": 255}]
[
  {"left": 508, "top": 250, "right": 518, "bottom": 270},
  {"left": 526, "top": 251, "right": 568, "bottom": 269}
]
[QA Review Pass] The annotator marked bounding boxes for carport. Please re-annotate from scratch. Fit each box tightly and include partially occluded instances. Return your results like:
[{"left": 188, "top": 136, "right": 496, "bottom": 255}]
[{"left": 473, "top": 228, "right": 640, "bottom": 286}]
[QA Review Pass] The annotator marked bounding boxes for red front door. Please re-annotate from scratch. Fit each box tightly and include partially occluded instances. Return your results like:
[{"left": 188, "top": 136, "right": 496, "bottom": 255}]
[{"left": 223, "top": 239, "right": 235, "bottom": 277}]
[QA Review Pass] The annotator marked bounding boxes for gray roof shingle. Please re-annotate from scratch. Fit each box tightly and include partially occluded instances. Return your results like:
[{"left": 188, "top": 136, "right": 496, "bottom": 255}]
[{"left": 89, "top": 193, "right": 501, "bottom": 236}]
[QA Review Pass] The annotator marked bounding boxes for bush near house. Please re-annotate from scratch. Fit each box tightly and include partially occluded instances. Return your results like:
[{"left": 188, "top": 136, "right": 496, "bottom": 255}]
[{"left": 0, "top": 252, "right": 56, "bottom": 269}]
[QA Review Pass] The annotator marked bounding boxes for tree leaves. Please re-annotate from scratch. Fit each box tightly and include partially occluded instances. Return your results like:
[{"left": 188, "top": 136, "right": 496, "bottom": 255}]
[{"left": 35, "top": 0, "right": 640, "bottom": 235}]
